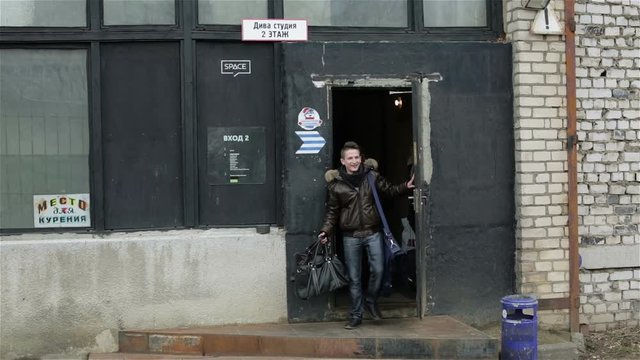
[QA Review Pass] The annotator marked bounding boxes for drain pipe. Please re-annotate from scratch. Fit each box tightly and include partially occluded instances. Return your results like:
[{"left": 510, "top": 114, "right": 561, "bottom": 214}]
[{"left": 564, "top": 0, "right": 580, "bottom": 336}]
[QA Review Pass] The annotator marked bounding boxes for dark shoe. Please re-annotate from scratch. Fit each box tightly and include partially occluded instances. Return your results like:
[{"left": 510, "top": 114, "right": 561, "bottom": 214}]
[
  {"left": 344, "top": 318, "right": 362, "bottom": 330},
  {"left": 364, "top": 302, "right": 383, "bottom": 320}
]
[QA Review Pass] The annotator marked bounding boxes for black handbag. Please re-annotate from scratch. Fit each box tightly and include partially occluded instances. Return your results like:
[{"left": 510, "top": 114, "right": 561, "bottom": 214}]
[
  {"left": 292, "top": 239, "right": 349, "bottom": 300},
  {"left": 317, "top": 242, "right": 349, "bottom": 294}
]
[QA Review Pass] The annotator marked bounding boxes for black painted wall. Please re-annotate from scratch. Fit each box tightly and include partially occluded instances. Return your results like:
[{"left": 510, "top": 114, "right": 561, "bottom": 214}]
[
  {"left": 282, "top": 42, "right": 515, "bottom": 325},
  {"left": 101, "top": 42, "right": 183, "bottom": 230}
]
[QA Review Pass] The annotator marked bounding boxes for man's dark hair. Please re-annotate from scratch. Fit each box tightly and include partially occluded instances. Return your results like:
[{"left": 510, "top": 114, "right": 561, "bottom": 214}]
[{"left": 340, "top": 141, "right": 361, "bottom": 159}]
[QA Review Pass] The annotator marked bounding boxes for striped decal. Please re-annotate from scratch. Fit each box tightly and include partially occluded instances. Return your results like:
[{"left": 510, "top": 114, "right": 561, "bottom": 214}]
[{"left": 295, "top": 131, "right": 326, "bottom": 154}]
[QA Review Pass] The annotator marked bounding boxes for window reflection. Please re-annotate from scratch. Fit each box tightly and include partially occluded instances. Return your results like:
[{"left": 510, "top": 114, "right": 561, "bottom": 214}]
[
  {"left": 198, "top": 0, "right": 268, "bottom": 25},
  {"left": 423, "top": 0, "right": 487, "bottom": 27},
  {"left": 284, "top": 0, "right": 407, "bottom": 27},
  {"left": 0, "top": 49, "right": 90, "bottom": 229},
  {"left": 0, "top": 0, "right": 86, "bottom": 27},
  {"left": 103, "top": 0, "right": 175, "bottom": 26}
]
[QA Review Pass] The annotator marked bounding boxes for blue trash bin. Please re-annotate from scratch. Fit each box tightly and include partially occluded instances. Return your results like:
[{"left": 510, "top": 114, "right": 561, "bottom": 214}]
[{"left": 501, "top": 295, "right": 538, "bottom": 360}]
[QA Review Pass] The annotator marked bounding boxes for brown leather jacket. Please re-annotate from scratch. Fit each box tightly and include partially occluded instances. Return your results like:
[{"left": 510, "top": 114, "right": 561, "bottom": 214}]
[{"left": 320, "top": 159, "right": 409, "bottom": 237}]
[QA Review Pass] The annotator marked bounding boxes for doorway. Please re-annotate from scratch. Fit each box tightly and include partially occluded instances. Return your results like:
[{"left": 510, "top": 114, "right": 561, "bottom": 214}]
[{"left": 331, "top": 87, "right": 417, "bottom": 314}]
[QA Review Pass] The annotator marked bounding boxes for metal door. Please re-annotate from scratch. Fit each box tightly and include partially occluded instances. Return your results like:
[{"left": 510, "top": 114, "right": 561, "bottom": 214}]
[
  {"left": 282, "top": 41, "right": 514, "bottom": 325},
  {"left": 411, "top": 77, "right": 430, "bottom": 318}
]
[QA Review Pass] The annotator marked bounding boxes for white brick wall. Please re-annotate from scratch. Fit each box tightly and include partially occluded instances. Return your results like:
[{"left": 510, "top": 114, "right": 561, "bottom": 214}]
[
  {"left": 506, "top": 0, "right": 639, "bottom": 330},
  {"left": 575, "top": 0, "right": 640, "bottom": 330},
  {"left": 580, "top": 270, "right": 640, "bottom": 331}
]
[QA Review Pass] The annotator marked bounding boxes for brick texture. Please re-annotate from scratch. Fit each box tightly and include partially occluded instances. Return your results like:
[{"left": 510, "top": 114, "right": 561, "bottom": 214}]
[
  {"left": 506, "top": 0, "right": 639, "bottom": 330},
  {"left": 506, "top": 0, "right": 571, "bottom": 328},
  {"left": 575, "top": 0, "right": 640, "bottom": 330}
]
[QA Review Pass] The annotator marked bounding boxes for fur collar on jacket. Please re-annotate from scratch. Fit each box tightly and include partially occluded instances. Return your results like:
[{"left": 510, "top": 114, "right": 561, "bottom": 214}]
[{"left": 324, "top": 158, "right": 378, "bottom": 183}]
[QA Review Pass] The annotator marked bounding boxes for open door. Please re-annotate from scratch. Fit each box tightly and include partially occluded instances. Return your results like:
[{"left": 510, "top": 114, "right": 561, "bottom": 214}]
[{"left": 411, "top": 76, "right": 434, "bottom": 319}]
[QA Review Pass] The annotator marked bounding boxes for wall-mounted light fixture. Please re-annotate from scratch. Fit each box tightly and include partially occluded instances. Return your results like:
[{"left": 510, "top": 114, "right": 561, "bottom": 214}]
[
  {"left": 394, "top": 96, "right": 403, "bottom": 109},
  {"left": 522, "top": 0, "right": 551, "bottom": 10}
]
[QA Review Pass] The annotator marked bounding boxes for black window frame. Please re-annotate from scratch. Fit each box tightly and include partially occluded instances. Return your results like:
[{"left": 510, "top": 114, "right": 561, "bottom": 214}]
[
  {"left": 99, "top": 0, "right": 182, "bottom": 30},
  {"left": 0, "top": 0, "right": 502, "bottom": 234},
  {"left": 0, "top": 0, "right": 504, "bottom": 40},
  {"left": 192, "top": 0, "right": 503, "bottom": 41}
]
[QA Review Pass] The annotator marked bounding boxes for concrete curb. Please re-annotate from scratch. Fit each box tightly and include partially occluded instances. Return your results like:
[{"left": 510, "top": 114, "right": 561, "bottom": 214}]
[{"left": 539, "top": 342, "right": 579, "bottom": 360}]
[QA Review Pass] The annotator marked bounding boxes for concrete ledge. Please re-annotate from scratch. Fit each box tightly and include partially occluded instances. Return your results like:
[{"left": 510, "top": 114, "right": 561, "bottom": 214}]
[
  {"left": 1, "top": 228, "right": 287, "bottom": 360},
  {"left": 580, "top": 244, "right": 640, "bottom": 269}
]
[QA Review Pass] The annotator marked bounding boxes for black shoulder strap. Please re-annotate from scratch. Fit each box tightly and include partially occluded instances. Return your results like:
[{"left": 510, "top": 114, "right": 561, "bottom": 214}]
[{"left": 366, "top": 172, "right": 392, "bottom": 237}]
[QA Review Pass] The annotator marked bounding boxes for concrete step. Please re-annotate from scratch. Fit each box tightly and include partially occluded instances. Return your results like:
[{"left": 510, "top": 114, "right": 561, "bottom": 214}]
[
  {"left": 111, "top": 316, "right": 498, "bottom": 359},
  {"left": 89, "top": 354, "right": 213, "bottom": 359},
  {"left": 89, "top": 354, "right": 328, "bottom": 359},
  {"left": 89, "top": 355, "right": 361, "bottom": 360}
]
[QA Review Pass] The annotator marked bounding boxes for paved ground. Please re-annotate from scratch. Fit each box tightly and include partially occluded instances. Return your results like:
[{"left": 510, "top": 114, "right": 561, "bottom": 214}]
[
  {"left": 479, "top": 322, "right": 572, "bottom": 345},
  {"left": 579, "top": 326, "right": 640, "bottom": 360}
]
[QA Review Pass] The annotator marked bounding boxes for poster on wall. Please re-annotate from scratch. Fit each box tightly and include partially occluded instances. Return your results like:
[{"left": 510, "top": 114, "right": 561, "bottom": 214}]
[
  {"left": 33, "top": 194, "right": 91, "bottom": 228},
  {"left": 208, "top": 126, "right": 266, "bottom": 185}
]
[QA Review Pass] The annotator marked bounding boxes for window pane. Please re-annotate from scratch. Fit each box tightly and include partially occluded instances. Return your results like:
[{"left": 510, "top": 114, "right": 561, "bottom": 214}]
[
  {"left": 423, "top": 0, "right": 487, "bottom": 27},
  {"left": 284, "top": 0, "right": 407, "bottom": 27},
  {"left": 0, "top": 0, "right": 86, "bottom": 27},
  {"left": 198, "top": 0, "right": 267, "bottom": 25},
  {"left": 0, "top": 49, "right": 90, "bottom": 229},
  {"left": 103, "top": 0, "right": 175, "bottom": 25}
]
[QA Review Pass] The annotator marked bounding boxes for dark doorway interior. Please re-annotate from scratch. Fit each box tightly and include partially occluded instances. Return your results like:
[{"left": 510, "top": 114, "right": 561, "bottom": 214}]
[{"left": 331, "top": 87, "right": 416, "bottom": 313}]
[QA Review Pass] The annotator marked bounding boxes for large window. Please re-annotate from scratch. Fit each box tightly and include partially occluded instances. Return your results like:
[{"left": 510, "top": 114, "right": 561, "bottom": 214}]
[
  {"left": 0, "top": 0, "right": 86, "bottom": 27},
  {"left": 0, "top": 49, "right": 89, "bottom": 229}
]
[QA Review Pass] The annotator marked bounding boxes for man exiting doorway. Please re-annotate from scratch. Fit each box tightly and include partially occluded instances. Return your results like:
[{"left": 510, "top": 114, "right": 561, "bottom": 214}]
[{"left": 318, "top": 141, "right": 414, "bottom": 329}]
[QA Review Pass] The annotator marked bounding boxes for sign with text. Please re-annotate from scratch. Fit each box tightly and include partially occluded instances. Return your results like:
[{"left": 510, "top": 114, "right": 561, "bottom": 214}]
[
  {"left": 208, "top": 126, "right": 266, "bottom": 185},
  {"left": 242, "top": 19, "right": 308, "bottom": 42},
  {"left": 33, "top": 194, "right": 91, "bottom": 228},
  {"left": 221, "top": 60, "right": 251, "bottom": 77}
]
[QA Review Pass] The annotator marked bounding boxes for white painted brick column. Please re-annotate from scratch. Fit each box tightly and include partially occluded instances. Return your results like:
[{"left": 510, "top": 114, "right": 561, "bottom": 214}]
[{"left": 505, "top": 0, "right": 571, "bottom": 328}]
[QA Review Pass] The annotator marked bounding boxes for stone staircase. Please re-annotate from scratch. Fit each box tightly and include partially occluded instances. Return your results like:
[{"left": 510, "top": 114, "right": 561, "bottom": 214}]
[{"left": 89, "top": 316, "right": 499, "bottom": 359}]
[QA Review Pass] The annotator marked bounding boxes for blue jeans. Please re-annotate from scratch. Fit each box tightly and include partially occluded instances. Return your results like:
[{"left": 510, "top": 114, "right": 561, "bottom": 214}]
[{"left": 343, "top": 232, "right": 384, "bottom": 320}]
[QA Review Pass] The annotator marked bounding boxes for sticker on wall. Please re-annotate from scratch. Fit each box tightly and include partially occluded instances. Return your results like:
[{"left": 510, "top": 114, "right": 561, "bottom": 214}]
[
  {"left": 220, "top": 60, "right": 252, "bottom": 77},
  {"left": 33, "top": 194, "right": 91, "bottom": 228},
  {"left": 297, "top": 107, "right": 323, "bottom": 130},
  {"left": 295, "top": 131, "right": 326, "bottom": 154}
]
